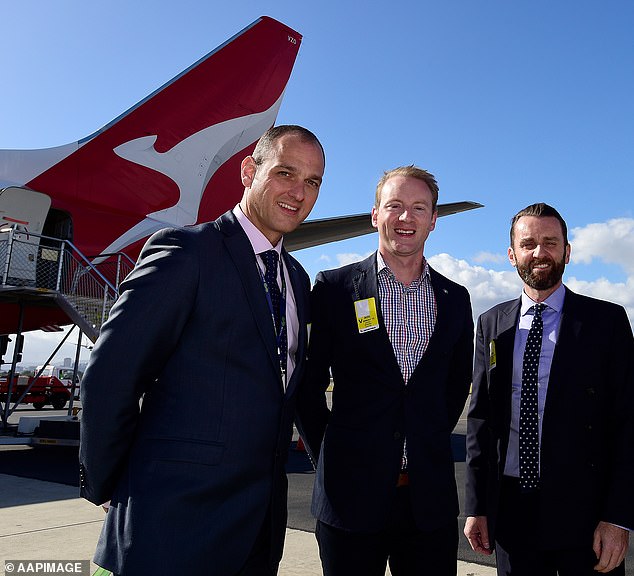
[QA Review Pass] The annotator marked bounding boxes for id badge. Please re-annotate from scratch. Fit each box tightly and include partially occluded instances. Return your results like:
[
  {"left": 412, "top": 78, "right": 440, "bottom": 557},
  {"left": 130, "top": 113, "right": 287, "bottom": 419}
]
[{"left": 354, "top": 297, "right": 380, "bottom": 333}]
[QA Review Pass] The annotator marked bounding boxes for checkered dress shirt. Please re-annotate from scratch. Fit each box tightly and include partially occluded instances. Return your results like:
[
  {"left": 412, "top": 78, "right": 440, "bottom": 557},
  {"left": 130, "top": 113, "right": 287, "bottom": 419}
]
[{"left": 376, "top": 252, "right": 437, "bottom": 384}]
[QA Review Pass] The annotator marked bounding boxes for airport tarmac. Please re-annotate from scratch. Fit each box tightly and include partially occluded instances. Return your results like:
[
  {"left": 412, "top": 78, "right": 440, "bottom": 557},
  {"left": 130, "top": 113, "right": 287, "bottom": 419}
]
[
  {"left": 0, "top": 402, "right": 496, "bottom": 576},
  {"left": 0, "top": 471, "right": 495, "bottom": 576},
  {"left": 2, "top": 403, "right": 630, "bottom": 575}
]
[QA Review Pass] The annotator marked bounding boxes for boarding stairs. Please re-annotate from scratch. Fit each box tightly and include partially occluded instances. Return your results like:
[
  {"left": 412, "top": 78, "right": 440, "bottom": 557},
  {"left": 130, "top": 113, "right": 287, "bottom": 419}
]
[{"left": 0, "top": 229, "right": 134, "bottom": 342}]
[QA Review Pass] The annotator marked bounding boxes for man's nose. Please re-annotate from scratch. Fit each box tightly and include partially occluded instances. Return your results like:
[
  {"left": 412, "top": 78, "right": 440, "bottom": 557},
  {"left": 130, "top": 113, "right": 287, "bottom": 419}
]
[{"left": 288, "top": 182, "right": 305, "bottom": 201}]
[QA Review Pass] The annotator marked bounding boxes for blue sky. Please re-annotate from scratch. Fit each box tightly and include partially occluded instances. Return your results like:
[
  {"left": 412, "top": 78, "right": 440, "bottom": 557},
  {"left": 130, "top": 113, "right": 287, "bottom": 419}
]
[{"left": 2, "top": 1, "right": 633, "bottom": 365}]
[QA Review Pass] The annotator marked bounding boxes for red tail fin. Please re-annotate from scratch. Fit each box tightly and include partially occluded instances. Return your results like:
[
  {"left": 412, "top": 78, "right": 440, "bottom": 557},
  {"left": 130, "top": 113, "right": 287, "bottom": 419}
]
[{"left": 21, "top": 16, "right": 302, "bottom": 258}]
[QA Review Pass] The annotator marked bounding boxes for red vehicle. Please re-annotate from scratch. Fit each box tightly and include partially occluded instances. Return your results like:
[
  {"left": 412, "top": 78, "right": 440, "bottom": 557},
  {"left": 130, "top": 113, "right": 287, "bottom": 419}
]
[{"left": 0, "top": 373, "right": 70, "bottom": 410}]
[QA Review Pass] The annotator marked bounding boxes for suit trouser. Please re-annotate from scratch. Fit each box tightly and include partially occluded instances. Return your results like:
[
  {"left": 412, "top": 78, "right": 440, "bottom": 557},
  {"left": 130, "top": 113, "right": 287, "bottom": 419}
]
[
  {"left": 237, "top": 506, "right": 279, "bottom": 576},
  {"left": 494, "top": 476, "right": 625, "bottom": 576},
  {"left": 316, "top": 486, "right": 458, "bottom": 576}
]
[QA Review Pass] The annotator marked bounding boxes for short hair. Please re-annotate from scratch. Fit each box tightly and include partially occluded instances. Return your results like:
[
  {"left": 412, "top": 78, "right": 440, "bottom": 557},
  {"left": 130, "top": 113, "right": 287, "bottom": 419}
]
[
  {"left": 375, "top": 165, "right": 439, "bottom": 210},
  {"left": 252, "top": 125, "right": 325, "bottom": 167},
  {"left": 510, "top": 203, "right": 569, "bottom": 246}
]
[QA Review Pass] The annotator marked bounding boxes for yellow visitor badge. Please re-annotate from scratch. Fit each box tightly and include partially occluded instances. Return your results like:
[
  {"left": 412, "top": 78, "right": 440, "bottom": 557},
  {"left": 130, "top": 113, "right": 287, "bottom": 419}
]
[
  {"left": 489, "top": 340, "right": 497, "bottom": 369},
  {"left": 354, "top": 297, "right": 379, "bottom": 333}
]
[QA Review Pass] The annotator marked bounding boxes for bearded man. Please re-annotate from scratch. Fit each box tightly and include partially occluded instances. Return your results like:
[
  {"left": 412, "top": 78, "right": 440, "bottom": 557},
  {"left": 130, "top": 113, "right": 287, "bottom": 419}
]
[{"left": 464, "top": 203, "right": 634, "bottom": 576}]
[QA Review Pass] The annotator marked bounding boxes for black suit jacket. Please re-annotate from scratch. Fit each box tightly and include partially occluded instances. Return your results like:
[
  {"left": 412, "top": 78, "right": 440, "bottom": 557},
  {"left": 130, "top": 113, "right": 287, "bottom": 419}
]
[
  {"left": 79, "top": 210, "right": 311, "bottom": 575},
  {"left": 465, "top": 287, "right": 634, "bottom": 549},
  {"left": 296, "top": 252, "right": 474, "bottom": 532}
]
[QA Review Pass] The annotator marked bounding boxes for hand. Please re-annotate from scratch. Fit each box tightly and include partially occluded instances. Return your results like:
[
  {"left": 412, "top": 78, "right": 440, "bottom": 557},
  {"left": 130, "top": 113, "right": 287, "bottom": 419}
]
[
  {"left": 593, "top": 521, "right": 629, "bottom": 573},
  {"left": 464, "top": 515, "right": 492, "bottom": 555},
  {"left": 101, "top": 500, "right": 111, "bottom": 513}
]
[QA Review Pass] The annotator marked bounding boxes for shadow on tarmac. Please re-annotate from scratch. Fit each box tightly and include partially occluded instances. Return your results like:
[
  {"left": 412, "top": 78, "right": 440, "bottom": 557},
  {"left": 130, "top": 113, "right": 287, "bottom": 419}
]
[{"left": 2, "top": 433, "right": 631, "bottom": 575}]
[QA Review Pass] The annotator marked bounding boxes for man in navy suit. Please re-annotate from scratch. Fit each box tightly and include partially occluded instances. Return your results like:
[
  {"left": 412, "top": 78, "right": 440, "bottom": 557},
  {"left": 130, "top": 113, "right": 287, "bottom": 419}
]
[
  {"left": 464, "top": 203, "right": 634, "bottom": 575},
  {"left": 79, "top": 125, "right": 325, "bottom": 575},
  {"left": 297, "top": 166, "right": 474, "bottom": 576}
]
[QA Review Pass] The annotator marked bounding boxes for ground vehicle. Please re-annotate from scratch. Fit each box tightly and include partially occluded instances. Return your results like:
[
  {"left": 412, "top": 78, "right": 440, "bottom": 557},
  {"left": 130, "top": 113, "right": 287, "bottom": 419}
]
[
  {"left": 36, "top": 365, "right": 81, "bottom": 400},
  {"left": 0, "top": 372, "right": 71, "bottom": 410}
]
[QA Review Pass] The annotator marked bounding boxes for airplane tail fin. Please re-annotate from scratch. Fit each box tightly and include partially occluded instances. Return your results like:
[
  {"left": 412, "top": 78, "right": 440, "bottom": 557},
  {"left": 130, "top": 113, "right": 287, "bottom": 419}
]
[{"left": 7, "top": 16, "right": 302, "bottom": 257}]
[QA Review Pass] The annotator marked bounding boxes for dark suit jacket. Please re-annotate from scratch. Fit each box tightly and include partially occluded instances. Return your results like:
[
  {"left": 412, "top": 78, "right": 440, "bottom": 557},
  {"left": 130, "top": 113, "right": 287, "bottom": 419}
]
[
  {"left": 79, "top": 210, "right": 311, "bottom": 575},
  {"left": 296, "top": 252, "right": 474, "bottom": 532},
  {"left": 465, "top": 287, "right": 634, "bottom": 549}
]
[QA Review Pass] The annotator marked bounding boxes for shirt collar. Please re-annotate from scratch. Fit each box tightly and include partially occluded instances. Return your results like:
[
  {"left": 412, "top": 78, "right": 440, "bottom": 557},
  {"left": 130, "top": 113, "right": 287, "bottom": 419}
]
[
  {"left": 376, "top": 251, "right": 430, "bottom": 283},
  {"left": 233, "top": 204, "right": 283, "bottom": 256},
  {"left": 520, "top": 283, "right": 565, "bottom": 317}
]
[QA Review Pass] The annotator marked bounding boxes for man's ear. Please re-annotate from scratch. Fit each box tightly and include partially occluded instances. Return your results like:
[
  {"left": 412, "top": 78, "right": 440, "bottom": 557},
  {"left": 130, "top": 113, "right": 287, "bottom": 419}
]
[
  {"left": 371, "top": 207, "right": 378, "bottom": 229},
  {"left": 241, "top": 156, "right": 256, "bottom": 187},
  {"left": 508, "top": 247, "right": 517, "bottom": 267},
  {"left": 429, "top": 210, "right": 438, "bottom": 232}
]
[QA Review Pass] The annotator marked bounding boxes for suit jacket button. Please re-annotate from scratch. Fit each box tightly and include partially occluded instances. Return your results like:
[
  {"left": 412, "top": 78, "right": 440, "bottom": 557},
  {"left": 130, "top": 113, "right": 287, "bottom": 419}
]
[{"left": 393, "top": 431, "right": 402, "bottom": 441}]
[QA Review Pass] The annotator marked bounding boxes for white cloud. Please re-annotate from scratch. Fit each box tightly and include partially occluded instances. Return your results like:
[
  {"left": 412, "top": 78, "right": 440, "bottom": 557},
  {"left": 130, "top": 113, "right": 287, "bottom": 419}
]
[
  {"left": 428, "top": 252, "right": 634, "bottom": 329},
  {"left": 11, "top": 219, "right": 634, "bottom": 366},
  {"left": 566, "top": 276, "right": 634, "bottom": 322},
  {"left": 440, "top": 261, "right": 632, "bottom": 326},
  {"left": 430, "top": 218, "right": 634, "bottom": 325},
  {"left": 336, "top": 252, "right": 373, "bottom": 267},
  {"left": 428, "top": 253, "right": 522, "bottom": 320},
  {"left": 330, "top": 222, "right": 634, "bottom": 327},
  {"left": 570, "top": 218, "right": 634, "bottom": 275},
  {"left": 472, "top": 251, "right": 508, "bottom": 265}
]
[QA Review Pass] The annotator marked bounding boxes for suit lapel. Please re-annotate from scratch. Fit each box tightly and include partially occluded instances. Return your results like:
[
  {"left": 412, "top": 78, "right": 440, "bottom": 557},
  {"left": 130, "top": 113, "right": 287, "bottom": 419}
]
[
  {"left": 416, "top": 269, "right": 451, "bottom": 367},
  {"left": 282, "top": 250, "right": 307, "bottom": 397},
  {"left": 404, "top": 268, "right": 465, "bottom": 381},
  {"left": 494, "top": 300, "right": 520, "bottom": 377},
  {"left": 492, "top": 299, "right": 520, "bottom": 444},
  {"left": 542, "top": 288, "right": 582, "bottom": 422},
  {"left": 352, "top": 253, "right": 404, "bottom": 386},
  {"left": 217, "top": 212, "right": 281, "bottom": 385}
]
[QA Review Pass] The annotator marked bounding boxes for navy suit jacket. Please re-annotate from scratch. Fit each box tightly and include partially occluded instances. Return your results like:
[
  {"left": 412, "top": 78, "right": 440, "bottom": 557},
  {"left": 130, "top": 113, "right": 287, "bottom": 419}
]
[
  {"left": 465, "top": 287, "right": 634, "bottom": 549},
  {"left": 296, "top": 252, "right": 474, "bottom": 532},
  {"left": 79, "top": 210, "right": 311, "bottom": 575}
]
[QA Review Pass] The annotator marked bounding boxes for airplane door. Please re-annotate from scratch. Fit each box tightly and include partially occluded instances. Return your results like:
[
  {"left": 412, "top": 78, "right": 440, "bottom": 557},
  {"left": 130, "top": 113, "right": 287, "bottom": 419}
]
[{"left": 0, "top": 187, "right": 52, "bottom": 286}]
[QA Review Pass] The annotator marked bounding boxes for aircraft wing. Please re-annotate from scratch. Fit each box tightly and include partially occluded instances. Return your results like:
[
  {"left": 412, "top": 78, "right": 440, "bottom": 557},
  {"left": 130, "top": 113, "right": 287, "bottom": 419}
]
[{"left": 285, "top": 201, "right": 484, "bottom": 251}]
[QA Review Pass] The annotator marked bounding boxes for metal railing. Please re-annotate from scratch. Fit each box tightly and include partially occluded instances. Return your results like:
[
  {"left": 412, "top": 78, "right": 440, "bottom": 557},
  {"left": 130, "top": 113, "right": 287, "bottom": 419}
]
[{"left": 1, "top": 229, "right": 134, "bottom": 340}]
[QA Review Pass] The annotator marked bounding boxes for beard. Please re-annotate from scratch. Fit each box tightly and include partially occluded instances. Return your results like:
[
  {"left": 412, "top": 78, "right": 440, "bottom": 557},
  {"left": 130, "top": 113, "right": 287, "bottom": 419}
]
[{"left": 516, "top": 255, "right": 566, "bottom": 291}]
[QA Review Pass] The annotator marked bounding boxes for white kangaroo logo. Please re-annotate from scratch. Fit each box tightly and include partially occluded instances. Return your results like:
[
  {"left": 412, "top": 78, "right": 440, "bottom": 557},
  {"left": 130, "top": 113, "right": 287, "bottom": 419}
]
[{"left": 96, "top": 94, "right": 284, "bottom": 261}]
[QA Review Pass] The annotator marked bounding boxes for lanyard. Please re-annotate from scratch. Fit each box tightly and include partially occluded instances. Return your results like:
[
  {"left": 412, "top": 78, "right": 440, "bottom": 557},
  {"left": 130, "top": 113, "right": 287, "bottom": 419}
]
[{"left": 257, "top": 254, "right": 287, "bottom": 382}]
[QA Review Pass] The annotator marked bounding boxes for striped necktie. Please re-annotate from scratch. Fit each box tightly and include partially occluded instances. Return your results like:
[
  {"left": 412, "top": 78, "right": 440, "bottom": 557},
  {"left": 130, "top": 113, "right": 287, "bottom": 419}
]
[{"left": 260, "top": 250, "right": 287, "bottom": 377}]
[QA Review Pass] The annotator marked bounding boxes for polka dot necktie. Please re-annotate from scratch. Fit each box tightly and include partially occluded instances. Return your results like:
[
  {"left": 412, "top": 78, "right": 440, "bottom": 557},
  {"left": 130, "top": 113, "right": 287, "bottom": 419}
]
[
  {"left": 519, "top": 303, "right": 545, "bottom": 492},
  {"left": 260, "top": 250, "right": 287, "bottom": 377}
]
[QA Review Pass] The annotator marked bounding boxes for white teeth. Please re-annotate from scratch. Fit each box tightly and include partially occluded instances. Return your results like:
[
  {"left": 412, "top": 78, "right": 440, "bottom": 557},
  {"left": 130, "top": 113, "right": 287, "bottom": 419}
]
[
  {"left": 279, "top": 202, "right": 298, "bottom": 211},
  {"left": 395, "top": 229, "right": 414, "bottom": 235}
]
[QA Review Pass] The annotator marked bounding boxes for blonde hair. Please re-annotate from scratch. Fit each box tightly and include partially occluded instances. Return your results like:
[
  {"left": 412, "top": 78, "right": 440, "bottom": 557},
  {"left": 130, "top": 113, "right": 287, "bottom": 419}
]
[{"left": 375, "top": 165, "right": 438, "bottom": 209}]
